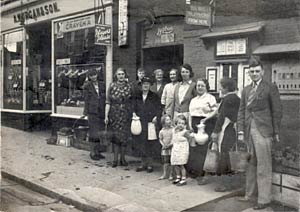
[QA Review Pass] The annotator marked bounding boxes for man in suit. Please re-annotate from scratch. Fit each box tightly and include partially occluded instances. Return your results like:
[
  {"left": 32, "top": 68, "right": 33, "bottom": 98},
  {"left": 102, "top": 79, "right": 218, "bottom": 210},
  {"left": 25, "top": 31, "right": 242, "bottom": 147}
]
[{"left": 237, "top": 57, "right": 282, "bottom": 210}]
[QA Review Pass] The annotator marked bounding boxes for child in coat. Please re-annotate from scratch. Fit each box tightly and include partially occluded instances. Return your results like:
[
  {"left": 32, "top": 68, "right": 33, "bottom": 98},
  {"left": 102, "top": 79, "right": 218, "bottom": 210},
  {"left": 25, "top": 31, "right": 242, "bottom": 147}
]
[{"left": 158, "top": 114, "right": 174, "bottom": 180}]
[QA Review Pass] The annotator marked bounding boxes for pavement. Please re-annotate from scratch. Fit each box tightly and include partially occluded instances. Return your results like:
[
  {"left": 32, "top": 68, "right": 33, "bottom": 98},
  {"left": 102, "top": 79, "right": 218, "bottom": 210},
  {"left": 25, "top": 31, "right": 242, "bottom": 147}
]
[{"left": 0, "top": 126, "right": 280, "bottom": 212}]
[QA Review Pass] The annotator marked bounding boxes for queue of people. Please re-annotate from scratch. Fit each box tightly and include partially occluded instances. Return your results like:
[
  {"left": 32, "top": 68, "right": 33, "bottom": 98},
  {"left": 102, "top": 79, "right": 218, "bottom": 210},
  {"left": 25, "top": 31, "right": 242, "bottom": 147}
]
[{"left": 82, "top": 58, "right": 282, "bottom": 209}]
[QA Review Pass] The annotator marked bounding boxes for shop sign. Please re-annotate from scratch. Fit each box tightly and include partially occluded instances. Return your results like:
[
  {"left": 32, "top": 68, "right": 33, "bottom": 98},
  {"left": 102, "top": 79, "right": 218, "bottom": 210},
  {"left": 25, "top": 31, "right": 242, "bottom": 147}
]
[
  {"left": 56, "top": 15, "right": 95, "bottom": 36},
  {"left": 207, "top": 68, "right": 217, "bottom": 91},
  {"left": 216, "top": 38, "right": 247, "bottom": 56},
  {"left": 186, "top": 2, "right": 211, "bottom": 26},
  {"left": 118, "top": 0, "right": 128, "bottom": 46},
  {"left": 11, "top": 59, "right": 22, "bottom": 65},
  {"left": 56, "top": 58, "right": 71, "bottom": 65},
  {"left": 95, "top": 24, "right": 112, "bottom": 45},
  {"left": 157, "top": 26, "right": 175, "bottom": 43},
  {"left": 13, "top": 2, "right": 60, "bottom": 23}
]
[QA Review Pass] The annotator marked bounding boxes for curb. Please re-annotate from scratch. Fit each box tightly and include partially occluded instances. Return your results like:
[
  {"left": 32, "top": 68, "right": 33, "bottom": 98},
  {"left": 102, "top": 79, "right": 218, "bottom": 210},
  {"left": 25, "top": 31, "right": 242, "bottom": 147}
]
[{"left": 1, "top": 171, "right": 103, "bottom": 212}]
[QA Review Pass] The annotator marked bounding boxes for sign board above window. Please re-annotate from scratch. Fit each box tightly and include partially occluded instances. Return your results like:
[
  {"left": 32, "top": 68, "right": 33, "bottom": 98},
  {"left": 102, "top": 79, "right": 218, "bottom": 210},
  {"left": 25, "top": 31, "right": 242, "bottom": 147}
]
[
  {"left": 216, "top": 38, "right": 247, "bottom": 56},
  {"left": 185, "top": 1, "right": 211, "bottom": 26}
]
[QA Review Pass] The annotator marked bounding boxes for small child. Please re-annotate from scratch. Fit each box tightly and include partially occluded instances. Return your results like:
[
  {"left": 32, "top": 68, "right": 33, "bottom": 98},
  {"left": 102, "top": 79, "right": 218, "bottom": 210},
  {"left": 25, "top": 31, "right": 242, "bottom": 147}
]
[
  {"left": 158, "top": 114, "right": 174, "bottom": 180},
  {"left": 171, "top": 114, "right": 192, "bottom": 186}
]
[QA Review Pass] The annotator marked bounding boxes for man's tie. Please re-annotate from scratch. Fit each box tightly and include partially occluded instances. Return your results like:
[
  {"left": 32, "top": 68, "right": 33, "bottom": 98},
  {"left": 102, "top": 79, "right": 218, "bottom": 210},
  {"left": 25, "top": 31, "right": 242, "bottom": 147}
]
[{"left": 247, "top": 82, "right": 257, "bottom": 106}]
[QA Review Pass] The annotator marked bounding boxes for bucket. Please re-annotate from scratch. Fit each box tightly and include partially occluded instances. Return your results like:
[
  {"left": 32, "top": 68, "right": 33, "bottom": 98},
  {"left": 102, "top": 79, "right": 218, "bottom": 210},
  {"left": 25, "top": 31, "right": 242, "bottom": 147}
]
[
  {"left": 229, "top": 143, "right": 251, "bottom": 172},
  {"left": 74, "top": 126, "right": 89, "bottom": 142}
]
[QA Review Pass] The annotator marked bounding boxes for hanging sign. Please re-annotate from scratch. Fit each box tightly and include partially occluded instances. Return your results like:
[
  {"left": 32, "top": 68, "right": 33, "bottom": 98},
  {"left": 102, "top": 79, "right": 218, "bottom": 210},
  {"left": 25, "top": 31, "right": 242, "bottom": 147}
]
[
  {"left": 186, "top": 1, "right": 211, "bottom": 26},
  {"left": 95, "top": 24, "right": 112, "bottom": 45},
  {"left": 118, "top": 0, "right": 128, "bottom": 46}
]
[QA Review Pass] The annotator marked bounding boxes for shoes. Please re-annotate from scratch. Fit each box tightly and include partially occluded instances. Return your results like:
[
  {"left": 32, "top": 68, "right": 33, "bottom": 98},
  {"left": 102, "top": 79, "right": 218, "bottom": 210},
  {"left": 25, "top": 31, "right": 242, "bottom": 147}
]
[
  {"left": 214, "top": 185, "right": 227, "bottom": 192},
  {"left": 237, "top": 196, "right": 251, "bottom": 202},
  {"left": 90, "top": 154, "right": 100, "bottom": 161},
  {"left": 176, "top": 179, "right": 187, "bottom": 186},
  {"left": 168, "top": 176, "right": 174, "bottom": 181},
  {"left": 173, "top": 178, "right": 181, "bottom": 184},
  {"left": 96, "top": 154, "right": 105, "bottom": 159},
  {"left": 136, "top": 166, "right": 147, "bottom": 172},
  {"left": 112, "top": 161, "right": 118, "bottom": 168},
  {"left": 253, "top": 203, "right": 270, "bottom": 210},
  {"left": 120, "top": 160, "right": 128, "bottom": 166},
  {"left": 147, "top": 166, "right": 153, "bottom": 173},
  {"left": 159, "top": 175, "right": 167, "bottom": 180},
  {"left": 198, "top": 177, "right": 208, "bottom": 185}
]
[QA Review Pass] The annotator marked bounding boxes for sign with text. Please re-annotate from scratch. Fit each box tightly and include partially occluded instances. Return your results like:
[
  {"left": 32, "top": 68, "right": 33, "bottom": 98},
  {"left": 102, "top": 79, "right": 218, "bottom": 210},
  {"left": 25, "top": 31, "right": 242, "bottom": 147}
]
[
  {"left": 56, "top": 15, "right": 95, "bottom": 35},
  {"left": 216, "top": 38, "right": 247, "bottom": 56},
  {"left": 186, "top": 2, "right": 211, "bottom": 26},
  {"left": 95, "top": 24, "right": 112, "bottom": 45},
  {"left": 118, "top": 0, "right": 128, "bottom": 46}
]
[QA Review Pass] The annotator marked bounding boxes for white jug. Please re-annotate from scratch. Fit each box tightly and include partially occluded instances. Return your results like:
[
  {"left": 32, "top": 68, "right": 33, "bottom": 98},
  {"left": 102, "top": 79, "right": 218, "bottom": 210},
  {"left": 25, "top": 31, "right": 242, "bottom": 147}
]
[
  {"left": 194, "top": 122, "right": 209, "bottom": 145},
  {"left": 131, "top": 117, "right": 142, "bottom": 135}
]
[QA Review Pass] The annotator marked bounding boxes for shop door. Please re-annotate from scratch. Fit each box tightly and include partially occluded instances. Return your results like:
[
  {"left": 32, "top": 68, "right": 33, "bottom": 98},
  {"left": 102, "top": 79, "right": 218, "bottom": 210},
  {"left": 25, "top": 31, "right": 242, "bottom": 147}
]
[{"left": 142, "top": 45, "right": 183, "bottom": 81}]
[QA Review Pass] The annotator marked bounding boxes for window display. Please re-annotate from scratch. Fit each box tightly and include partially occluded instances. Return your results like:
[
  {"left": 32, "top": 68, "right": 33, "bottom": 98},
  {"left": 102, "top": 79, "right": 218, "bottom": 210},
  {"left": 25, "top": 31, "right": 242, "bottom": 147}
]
[
  {"left": 3, "top": 30, "right": 24, "bottom": 110},
  {"left": 53, "top": 14, "right": 106, "bottom": 116},
  {"left": 26, "top": 23, "right": 52, "bottom": 110}
]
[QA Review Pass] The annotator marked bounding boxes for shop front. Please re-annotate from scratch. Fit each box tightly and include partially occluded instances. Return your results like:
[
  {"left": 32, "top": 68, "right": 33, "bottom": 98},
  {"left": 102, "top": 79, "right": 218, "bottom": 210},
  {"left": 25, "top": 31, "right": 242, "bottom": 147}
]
[
  {"left": 141, "top": 16, "right": 184, "bottom": 77},
  {"left": 1, "top": 0, "right": 113, "bottom": 131}
]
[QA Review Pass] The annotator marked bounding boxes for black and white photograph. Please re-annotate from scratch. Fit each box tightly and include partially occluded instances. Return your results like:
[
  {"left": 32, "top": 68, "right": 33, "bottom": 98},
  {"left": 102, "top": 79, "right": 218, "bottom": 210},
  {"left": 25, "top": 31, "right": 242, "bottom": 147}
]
[{"left": 0, "top": 0, "right": 299, "bottom": 211}]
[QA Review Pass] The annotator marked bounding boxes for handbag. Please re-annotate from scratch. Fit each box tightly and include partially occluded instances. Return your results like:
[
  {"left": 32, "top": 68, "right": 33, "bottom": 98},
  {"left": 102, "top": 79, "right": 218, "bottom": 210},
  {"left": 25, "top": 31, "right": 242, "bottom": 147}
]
[
  {"left": 229, "top": 141, "right": 251, "bottom": 172},
  {"left": 203, "top": 141, "right": 219, "bottom": 173},
  {"left": 147, "top": 122, "right": 157, "bottom": 140},
  {"left": 131, "top": 116, "right": 142, "bottom": 135}
]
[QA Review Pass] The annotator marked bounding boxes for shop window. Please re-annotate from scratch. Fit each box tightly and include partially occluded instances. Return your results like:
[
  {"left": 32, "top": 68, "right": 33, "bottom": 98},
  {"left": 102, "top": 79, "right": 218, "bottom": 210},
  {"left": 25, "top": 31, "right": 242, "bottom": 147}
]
[
  {"left": 2, "top": 30, "right": 24, "bottom": 110},
  {"left": 53, "top": 14, "right": 106, "bottom": 116},
  {"left": 26, "top": 23, "right": 51, "bottom": 110}
]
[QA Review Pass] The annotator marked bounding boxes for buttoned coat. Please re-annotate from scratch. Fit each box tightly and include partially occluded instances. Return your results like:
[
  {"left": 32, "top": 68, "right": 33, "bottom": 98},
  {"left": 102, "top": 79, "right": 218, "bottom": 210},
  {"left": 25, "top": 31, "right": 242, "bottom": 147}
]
[
  {"left": 237, "top": 80, "right": 282, "bottom": 142},
  {"left": 173, "top": 81, "right": 197, "bottom": 114}
]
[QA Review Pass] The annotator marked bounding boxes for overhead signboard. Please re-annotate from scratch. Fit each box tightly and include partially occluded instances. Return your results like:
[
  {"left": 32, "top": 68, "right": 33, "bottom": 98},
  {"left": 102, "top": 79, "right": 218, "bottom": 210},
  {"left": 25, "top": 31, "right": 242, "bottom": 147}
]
[
  {"left": 185, "top": 1, "right": 211, "bottom": 26},
  {"left": 95, "top": 24, "right": 112, "bottom": 45}
]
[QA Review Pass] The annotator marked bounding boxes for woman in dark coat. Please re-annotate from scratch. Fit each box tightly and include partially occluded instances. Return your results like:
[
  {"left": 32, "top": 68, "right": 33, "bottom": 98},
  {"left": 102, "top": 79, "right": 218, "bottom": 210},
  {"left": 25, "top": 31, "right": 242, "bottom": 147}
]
[
  {"left": 211, "top": 78, "right": 240, "bottom": 192},
  {"left": 133, "top": 76, "right": 161, "bottom": 173},
  {"left": 83, "top": 68, "right": 106, "bottom": 160}
]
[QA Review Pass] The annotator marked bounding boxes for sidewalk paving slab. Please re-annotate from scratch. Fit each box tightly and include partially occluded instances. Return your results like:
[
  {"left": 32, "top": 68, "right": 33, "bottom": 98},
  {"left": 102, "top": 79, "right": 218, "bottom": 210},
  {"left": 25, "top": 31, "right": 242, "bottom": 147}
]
[{"left": 1, "top": 126, "right": 241, "bottom": 212}]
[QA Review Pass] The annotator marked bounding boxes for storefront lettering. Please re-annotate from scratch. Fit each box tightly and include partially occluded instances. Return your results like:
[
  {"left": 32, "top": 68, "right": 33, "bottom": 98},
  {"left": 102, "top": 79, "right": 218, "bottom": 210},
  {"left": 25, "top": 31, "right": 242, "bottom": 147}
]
[
  {"left": 13, "top": 2, "right": 60, "bottom": 23},
  {"left": 156, "top": 26, "right": 174, "bottom": 36},
  {"left": 65, "top": 18, "right": 92, "bottom": 31},
  {"left": 95, "top": 24, "right": 112, "bottom": 45}
]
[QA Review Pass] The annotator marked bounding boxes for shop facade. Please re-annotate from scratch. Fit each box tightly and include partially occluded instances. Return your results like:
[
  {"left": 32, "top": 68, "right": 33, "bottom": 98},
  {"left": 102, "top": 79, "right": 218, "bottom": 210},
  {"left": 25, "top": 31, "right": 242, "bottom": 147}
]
[{"left": 1, "top": 0, "right": 113, "bottom": 131}]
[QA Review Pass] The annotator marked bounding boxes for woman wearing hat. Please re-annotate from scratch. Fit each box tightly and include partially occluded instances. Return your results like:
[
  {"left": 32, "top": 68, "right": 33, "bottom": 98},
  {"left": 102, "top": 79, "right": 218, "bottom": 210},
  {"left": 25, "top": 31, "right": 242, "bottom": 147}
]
[
  {"left": 83, "top": 68, "right": 106, "bottom": 160},
  {"left": 133, "top": 76, "right": 162, "bottom": 173}
]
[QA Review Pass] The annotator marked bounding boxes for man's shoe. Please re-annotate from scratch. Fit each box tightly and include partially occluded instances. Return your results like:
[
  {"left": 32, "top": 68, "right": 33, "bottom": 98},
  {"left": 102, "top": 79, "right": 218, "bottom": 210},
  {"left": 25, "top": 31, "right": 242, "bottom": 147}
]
[
  {"left": 120, "top": 160, "right": 128, "bottom": 166},
  {"left": 237, "top": 196, "right": 250, "bottom": 202},
  {"left": 147, "top": 166, "right": 153, "bottom": 173},
  {"left": 97, "top": 154, "right": 105, "bottom": 159},
  {"left": 253, "top": 203, "right": 270, "bottom": 210},
  {"left": 136, "top": 166, "right": 146, "bottom": 172},
  {"left": 112, "top": 161, "right": 118, "bottom": 168},
  {"left": 198, "top": 177, "right": 208, "bottom": 185},
  {"left": 90, "top": 154, "right": 100, "bottom": 161}
]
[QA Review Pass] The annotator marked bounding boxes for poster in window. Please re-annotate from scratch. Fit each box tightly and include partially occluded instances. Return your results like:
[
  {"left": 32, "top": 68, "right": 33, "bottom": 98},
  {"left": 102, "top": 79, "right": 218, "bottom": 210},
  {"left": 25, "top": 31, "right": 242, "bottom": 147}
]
[
  {"left": 236, "top": 39, "right": 247, "bottom": 54},
  {"left": 207, "top": 69, "right": 217, "bottom": 91},
  {"left": 226, "top": 40, "right": 236, "bottom": 55},
  {"left": 216, "top": 40, "right": 226, "bottom": 56}
]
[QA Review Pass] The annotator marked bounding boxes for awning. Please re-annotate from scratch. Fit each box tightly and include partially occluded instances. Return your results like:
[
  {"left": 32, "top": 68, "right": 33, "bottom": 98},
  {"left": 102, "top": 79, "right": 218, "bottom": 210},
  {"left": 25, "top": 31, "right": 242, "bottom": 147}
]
[
  {"left": 253, "top": 43, "right": 300, "bottom": 55},
  {"left": 201, "top": 22, "right": 264, "bottom": 39}
]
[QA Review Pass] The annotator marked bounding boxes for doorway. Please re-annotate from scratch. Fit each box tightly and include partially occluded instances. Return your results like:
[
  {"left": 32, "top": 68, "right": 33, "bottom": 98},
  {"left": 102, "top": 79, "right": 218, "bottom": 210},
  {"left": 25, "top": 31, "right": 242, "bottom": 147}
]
[{"left": 142, "top": 45, "right": 183, "bottom": 80}]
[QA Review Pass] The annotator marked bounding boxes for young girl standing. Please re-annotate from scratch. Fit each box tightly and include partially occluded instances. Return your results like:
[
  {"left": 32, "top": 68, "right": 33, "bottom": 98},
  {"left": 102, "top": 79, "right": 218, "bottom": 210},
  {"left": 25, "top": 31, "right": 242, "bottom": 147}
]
[
  {"left": 158, "top": 114, "right": 173, "bottom": 180},
  {"left": 171, "top": 114, "right": 192, "bottom": 186}
]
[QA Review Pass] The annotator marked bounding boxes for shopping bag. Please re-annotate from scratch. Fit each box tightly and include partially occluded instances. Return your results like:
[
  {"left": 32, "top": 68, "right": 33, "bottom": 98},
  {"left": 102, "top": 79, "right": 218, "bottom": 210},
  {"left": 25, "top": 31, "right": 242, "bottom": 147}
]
[
  {"left": 203, "top": 141, "right": 219, "bottom": 173},
  {"left": 131, "top": 117, "right": 142, "bottom": 135},
  {"left": 98, "top": 124, "right": 113, "bottom": 147},
  {"left": 148, "top": 122, "right": 157, "bottom": 140},
  {"left": 229, "top": 142, "right": 251, "bottom": 172}
]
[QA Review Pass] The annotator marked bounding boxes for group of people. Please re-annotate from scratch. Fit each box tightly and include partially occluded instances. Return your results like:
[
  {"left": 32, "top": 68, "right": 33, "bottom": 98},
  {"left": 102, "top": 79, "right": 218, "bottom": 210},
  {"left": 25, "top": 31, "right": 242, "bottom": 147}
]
[{"left": 83, "top": 57, "right": 282, "bottom": 210}]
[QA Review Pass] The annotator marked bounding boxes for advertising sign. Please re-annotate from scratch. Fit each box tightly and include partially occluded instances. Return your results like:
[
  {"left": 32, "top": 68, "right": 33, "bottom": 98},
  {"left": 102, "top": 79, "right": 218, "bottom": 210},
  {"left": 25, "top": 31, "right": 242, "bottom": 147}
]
[
  {"left": 118, "top": 0, "right": 128, "bottom": 46},
  {"left": 95, "top": 24, "right": 112, "bottom": 45},
  {"left": 186, "top": 2, "right": 211, "bottom": 26},
  {"left": 216, "top": 38, "right": 247, "bottom": 56}
]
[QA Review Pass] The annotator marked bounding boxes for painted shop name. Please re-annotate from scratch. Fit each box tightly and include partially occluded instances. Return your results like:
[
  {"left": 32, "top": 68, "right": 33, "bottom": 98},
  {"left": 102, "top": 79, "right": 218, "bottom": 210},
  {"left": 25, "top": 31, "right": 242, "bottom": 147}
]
[
  {"left": 156, "top": 26, "right": 174, "bottom": 36},
  {"left": 14, "top": 2, "right": 60, "bottom": 23}
]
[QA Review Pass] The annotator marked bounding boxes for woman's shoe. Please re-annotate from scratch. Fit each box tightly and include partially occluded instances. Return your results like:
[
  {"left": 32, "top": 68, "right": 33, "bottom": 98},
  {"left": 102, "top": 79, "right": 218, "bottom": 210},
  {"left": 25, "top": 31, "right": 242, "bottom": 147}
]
[
  {"left": 147, "top": 166, "right": 153, "bottom": 173},
  {"left": 136, "top": 166, "right": 147, "bottom": 172},
  {"left": 177, "top": 179, "right": 187, "bottom": 186},
  {"left": 120, "top": 160, "right": 128, "bottom": 166},
  {"left": 173, "top": 178, "right": 181, "bottom": 184},
  {"left": 112, "top": 161, "right": 118, "bottom": 168},
  {"left": 198, "top": 177, "right": 208, "bottom": 185},
  {"left": 90, "top": 154, "right": 100, "bottom": 161},
  {"left": 214, "top": 185, "right": 227, "bottom": 192},
  {"left": 159, "top": 175, "right": 167, "bottom": 180}
]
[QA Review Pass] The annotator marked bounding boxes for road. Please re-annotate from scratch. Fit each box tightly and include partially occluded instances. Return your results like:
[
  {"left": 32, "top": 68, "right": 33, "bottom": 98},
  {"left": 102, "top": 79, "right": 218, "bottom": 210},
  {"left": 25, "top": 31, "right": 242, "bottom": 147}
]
[{"left": 0, "top": 178, "right": 81, "bottom": 212}]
